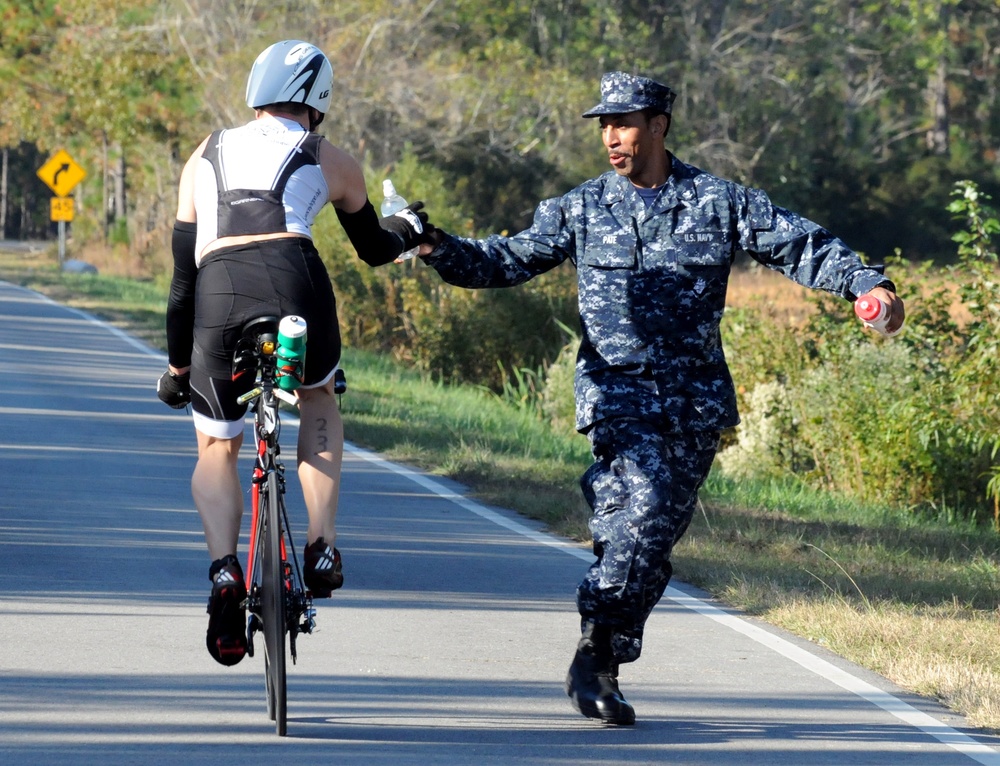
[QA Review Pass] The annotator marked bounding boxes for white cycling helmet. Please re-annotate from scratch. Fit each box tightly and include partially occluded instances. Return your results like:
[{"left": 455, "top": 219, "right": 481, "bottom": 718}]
[{"left": 245, "top": 40, "right": 333, "bottom": 115}]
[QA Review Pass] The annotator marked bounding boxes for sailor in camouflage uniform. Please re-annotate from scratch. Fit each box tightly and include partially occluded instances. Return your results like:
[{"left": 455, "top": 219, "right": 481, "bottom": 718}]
[{"left": 416, "top": 72, "right": 904, "bottom": 725}]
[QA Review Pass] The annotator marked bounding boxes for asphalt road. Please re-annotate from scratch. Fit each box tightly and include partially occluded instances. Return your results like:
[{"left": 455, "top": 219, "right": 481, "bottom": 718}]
[
  {"left": 1, "top": 277, "right": 999, "bottom": 765},
  {"left": 0, "top": 240, "right": 46, "bottom": 253}
]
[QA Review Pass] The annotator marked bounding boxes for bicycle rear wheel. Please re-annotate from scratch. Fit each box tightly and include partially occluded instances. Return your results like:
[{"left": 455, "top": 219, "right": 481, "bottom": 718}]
[{"left": 260, "top": 469, "right": 288, "bottom": 736}]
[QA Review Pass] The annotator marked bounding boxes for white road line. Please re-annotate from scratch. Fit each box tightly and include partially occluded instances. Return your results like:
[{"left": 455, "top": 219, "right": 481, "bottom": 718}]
[
  {"left": 12, "top": 279, "right": 998, "bottom": 762},
  {"left": 22, "top": 286, "right": 159, "bottom": 355}
]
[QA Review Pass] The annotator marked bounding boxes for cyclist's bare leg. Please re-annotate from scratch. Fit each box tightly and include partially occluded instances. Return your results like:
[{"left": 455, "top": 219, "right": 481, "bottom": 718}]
[
  {"left": 296, "top": 380, "right": 343, "bottom": 545},
  {"left": 193, "top": 431, "right": 245, "bottom": 559}
]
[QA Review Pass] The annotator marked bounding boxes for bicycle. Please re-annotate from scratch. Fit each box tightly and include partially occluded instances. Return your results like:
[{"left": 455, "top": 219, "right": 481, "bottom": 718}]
[{"left": 232, "top": 315, "right": 318, "bottom": 737}]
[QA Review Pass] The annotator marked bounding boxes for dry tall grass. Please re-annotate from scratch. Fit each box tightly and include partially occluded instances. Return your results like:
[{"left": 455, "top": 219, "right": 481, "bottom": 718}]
[
  {"left": 725, "top": 260, "right": 972, "bottom": 325},
  {"left": 768, "top": 599, "right": 1000, "bottom": 731}
]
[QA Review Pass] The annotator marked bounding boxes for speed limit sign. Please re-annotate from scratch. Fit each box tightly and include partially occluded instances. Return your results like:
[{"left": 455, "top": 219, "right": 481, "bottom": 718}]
[{"left": 50, "top": 197, "right": 75, "bottom": 222}]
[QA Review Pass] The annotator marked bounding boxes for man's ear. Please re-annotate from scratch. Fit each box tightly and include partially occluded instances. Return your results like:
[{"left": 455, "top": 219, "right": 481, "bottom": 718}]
[
  {"left": 652, "top": 113, "right": 671, "bottom": 138},
  {"left": 309, "top": 107, "right": 325, "bottom": 131}
]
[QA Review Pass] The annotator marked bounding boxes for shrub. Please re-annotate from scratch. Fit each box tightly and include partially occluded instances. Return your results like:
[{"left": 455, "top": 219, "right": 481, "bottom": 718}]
[
  {"left": 716, "top": 380, "right": 796, "bottom": 480},
  {"left": 719, "top": 181, "right": 1000, "bottom": 525},
  {"left": 540, "top": 334, "right": 578, "bottom": 436}
]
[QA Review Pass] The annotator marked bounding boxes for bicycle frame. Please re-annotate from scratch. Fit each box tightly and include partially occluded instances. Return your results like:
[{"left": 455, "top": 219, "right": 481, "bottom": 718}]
[{"left": 234, "top": 316, "right": 314, "bottom": 736}]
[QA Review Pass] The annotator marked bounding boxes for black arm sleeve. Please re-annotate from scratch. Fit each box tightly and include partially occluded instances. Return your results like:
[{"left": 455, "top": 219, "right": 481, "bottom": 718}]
[
  {"left": 166, "top": 220, "right": 198, "bottom": 368},
  {"left": 335, "top": 199, "right": 406, "bottom": 266}
]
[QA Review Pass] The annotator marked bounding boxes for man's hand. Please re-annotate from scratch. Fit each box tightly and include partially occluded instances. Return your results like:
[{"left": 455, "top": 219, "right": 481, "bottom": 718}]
[
  {"left": 414, "top": 227, "right": 445, "bottom": 257},
  {"left": 867, "top": 285, "right": 905, "bottom": 335},
  {"left": 157, "top": 369, "right": 191, "bottom": 409}
]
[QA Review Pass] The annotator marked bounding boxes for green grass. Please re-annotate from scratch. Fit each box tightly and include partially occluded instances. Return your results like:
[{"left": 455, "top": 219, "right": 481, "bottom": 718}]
[
  {"left": 0, "top": 248, "right": 169, "bottom": 348},
  {"left": 337, "top": 346, "right": 594, "bottom": 539},
  {"left": 5, "top": 246, "right": 1000, "bottom": 731}
]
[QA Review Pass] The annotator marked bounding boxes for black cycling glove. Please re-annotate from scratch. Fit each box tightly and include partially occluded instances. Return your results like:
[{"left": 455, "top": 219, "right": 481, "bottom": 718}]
[
  {"left": 157, "top": 369, "right": 191, "bottom": 409},
  {"left": 379, "top": 201, "right": 437, "bottom": 252}
]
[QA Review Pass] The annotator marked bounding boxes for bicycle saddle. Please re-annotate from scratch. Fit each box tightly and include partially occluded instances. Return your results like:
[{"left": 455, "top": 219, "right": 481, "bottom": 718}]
[
  {"left": 241, "top": 315, "right": 279, "bottom": 341},
  {"left": 232, "top": 315, "right": 280, "bottom": 379}
]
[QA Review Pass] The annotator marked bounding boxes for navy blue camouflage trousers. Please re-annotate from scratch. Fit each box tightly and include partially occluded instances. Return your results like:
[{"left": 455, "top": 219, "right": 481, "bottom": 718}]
[{"left": 577, "top": 417, "right": 719, "bottom": 664}]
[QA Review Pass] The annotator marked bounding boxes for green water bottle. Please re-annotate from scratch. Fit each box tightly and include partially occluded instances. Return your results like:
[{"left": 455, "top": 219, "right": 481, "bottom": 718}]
[{"left": 276, "top": 315, "right": 307, "bottom": 391}]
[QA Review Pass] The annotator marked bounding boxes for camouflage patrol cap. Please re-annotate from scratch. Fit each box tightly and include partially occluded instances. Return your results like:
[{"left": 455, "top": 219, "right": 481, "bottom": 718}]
[{"left": 582, "top": 72, "right": 677, "bottom": 118}]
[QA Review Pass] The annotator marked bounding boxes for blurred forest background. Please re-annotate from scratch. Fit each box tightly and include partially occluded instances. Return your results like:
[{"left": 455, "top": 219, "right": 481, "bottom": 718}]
[
  {"left": 3, "top": 1, "right": 998, "bottom": 254},
  {"left": 3, "top": 0, "right": 1000, "bottom": 521}
]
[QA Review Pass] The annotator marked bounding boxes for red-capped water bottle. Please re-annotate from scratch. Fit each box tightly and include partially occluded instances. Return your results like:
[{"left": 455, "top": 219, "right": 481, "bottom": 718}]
[
  {"left": 854, "top": 293, "right": 900, "bottom": 336},
  {"left": 276, "top": 315, "right": 307, "bottom": 390}
]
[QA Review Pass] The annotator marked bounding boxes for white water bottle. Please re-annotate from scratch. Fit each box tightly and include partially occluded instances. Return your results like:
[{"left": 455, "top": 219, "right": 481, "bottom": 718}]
[
  {"left": 381, "top": 179, "right": 419, "bottom": 261},
  {"left": 854, "top": 293, "right": 900, "bottom": 336}
]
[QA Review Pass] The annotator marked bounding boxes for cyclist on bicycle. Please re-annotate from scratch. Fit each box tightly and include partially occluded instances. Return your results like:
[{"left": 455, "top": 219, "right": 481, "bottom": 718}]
[{"left": 156, "top": 40, "right": 433, "bottom": 666}]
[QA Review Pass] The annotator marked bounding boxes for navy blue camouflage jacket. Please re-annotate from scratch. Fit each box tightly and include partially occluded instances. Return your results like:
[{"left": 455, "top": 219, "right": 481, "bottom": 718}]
[{"left": 423, "top": 155, "right": 892, "bottom": 434}]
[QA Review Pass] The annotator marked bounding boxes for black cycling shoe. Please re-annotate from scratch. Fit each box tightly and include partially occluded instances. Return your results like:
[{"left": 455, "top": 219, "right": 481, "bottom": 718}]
[
  {"left": 206, "top": 554, "right": 248, "bottom": 666},
  {"left": 304, "top": 538, "right": 343, "bottom": 598},
  {"left": 565, "top": 624, "right": 636, "bottom": 726}
]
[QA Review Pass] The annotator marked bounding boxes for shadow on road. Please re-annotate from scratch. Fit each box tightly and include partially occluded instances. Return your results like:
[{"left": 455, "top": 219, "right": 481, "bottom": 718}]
[{"left": 3, "top": 671, "right": 989, "bottom": 765}]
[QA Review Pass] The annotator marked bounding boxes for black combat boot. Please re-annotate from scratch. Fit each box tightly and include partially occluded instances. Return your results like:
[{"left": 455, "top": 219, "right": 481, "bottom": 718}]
[{"left": 565, "top": 622, "right": 636, "bottom": 725}]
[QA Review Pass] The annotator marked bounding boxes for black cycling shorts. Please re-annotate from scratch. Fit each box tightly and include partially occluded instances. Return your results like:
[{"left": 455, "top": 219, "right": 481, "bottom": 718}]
[{"left": 188, "top": 237, "right": 340, "bottom": 436}]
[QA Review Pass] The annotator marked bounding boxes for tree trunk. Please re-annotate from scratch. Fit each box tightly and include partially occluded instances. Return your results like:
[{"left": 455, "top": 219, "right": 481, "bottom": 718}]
[
  {"left": 115, "top": 145, "right": 127, "bottom": 240},
  {"left": 926, "top": 55, "right": 949, "bottom": 156},
  {"left": 1, "top": 147, "right": 7, "bottom": 238},
  {"left": 102, "top": 131, "right": 109, "bottom": 242},
  {"left": 106, "top": 141, "right": 128, "bottom": 244},
  {"left": 925, "top": 2, "right": 951, "bottom": 156}
]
